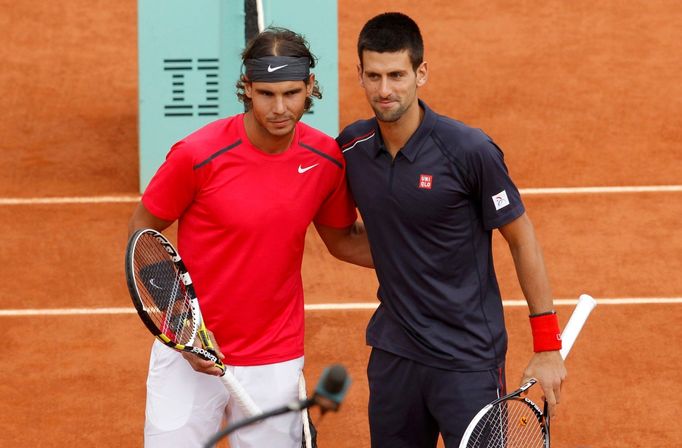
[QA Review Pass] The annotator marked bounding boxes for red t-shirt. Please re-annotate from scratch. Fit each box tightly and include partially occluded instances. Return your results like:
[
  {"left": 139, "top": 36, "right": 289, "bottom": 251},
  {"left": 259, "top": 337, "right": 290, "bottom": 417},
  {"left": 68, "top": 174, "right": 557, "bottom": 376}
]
[{"left": 142, "top": 114, "right": 357, "bottom": 365}]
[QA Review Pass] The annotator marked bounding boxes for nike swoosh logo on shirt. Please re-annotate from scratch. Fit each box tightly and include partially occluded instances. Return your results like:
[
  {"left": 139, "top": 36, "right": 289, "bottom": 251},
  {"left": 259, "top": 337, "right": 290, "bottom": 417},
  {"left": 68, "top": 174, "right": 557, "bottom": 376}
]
[
  {"left": 298, "top": 163, "right": 319, "bottom": 174},
  {"left": 267, "top": 64, "right": 288, "bottom": 72}
]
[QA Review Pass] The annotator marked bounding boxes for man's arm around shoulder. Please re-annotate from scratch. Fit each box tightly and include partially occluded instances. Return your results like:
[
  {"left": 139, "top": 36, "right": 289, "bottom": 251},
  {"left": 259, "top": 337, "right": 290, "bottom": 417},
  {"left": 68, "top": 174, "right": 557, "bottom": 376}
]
[{"left": 315, "top": 221, "right": 374, "bottom": 268}]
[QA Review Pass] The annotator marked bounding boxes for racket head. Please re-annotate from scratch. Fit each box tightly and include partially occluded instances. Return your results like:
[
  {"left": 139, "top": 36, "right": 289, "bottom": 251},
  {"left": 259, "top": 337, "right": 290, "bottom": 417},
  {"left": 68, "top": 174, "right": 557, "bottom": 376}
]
[
  {"left": 460, "top": 385, "right": 549, "bottom": 448},
  {"left": 125, "top": 228, "right": 201, "bottom": 349}
]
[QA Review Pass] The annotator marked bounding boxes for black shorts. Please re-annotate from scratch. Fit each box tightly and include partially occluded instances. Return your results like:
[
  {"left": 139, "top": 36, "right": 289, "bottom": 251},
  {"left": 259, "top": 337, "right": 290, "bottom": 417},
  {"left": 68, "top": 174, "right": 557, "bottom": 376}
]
[{"left": 367, "top": 348, "right": 505, "bottom": 448}]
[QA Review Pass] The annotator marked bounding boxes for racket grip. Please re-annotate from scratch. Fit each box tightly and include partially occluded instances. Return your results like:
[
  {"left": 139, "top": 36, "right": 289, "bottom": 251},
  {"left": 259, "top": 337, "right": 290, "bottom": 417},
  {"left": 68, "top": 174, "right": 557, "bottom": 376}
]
[
  {"left": 559, "top": 294, "right": 597, "bottom": 359},
  {"left": 220, "top": 369, "right": 262, "bottom": 418}
]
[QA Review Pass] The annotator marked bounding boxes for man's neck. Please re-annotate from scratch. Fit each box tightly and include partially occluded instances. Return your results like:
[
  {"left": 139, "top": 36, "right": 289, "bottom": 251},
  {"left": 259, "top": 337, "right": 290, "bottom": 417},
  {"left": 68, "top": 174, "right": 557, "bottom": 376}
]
[
  {"left": 377, "top": 100, "right": 424, "bottom": 159},
  {"left": 243, "top": 112, "right": 294, "bottom": 154}
]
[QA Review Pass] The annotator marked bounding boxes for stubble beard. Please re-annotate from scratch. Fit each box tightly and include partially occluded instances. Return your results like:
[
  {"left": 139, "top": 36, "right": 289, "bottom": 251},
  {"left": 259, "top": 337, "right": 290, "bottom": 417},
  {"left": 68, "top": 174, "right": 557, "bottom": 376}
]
[{"left": 372, "top": 99, "right": 408, "bottom": 123}]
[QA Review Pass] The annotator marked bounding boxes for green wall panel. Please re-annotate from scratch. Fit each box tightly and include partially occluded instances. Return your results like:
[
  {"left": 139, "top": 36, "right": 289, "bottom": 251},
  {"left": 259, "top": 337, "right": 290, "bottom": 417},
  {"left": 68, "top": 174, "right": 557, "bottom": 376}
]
[{"left": 138, "top": 1, "right": 338, "bottom": 192}]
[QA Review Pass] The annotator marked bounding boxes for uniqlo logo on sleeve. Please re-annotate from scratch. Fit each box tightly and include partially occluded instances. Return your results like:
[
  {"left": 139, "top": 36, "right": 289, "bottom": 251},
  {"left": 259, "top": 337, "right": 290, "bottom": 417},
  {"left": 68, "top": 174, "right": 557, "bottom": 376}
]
[{"left": 418, "top": 174, "right": 433, "bottom": 190}]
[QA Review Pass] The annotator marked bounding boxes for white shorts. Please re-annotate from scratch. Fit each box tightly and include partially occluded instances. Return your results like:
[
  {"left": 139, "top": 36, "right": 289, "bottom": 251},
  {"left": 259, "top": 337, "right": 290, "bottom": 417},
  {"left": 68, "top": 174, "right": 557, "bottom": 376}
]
[{"left": 144, "top": 340, "right": 305, "bottom": 448}]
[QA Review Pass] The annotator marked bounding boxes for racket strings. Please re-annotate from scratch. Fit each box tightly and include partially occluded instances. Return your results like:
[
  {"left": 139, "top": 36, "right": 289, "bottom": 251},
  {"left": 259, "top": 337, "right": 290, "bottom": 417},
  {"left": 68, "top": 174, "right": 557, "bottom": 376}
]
[
  {"left": 160, "top": 273, "right": 192, "bottom": 340},
  {"left": 134, "top": 234, "right": 196, "bottom": 345},
  {"left": 467, "top": 399, "right": 545, "bottom": 448}
]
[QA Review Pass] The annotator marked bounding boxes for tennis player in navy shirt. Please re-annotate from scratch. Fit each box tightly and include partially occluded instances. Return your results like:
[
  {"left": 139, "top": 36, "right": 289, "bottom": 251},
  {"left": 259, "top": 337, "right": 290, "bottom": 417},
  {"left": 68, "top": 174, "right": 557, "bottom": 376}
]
[{"left": 337, "top": 12, "right": 567, "bottom": 447}]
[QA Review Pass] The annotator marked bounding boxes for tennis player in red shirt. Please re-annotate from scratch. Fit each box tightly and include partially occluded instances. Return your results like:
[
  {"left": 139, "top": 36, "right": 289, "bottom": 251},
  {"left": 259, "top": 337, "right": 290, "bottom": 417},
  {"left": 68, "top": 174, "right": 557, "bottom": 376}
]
[{"left": 128, "top": 27, "right": 372, "bottom": 448}]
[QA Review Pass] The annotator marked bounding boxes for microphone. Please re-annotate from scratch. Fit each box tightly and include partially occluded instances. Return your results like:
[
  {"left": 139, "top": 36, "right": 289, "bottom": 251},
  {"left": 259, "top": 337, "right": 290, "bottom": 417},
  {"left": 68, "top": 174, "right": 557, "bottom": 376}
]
[
  {"left": 202, "top": 364, "right": 351, "bottom": 448},
  {"left": 312, "top": 364, "right": 350, "bottom": 414}
]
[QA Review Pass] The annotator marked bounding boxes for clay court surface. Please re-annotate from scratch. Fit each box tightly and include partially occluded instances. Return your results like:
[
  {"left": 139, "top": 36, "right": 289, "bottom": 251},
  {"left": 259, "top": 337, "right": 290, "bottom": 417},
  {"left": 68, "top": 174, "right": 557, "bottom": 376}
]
[{"left": 1, "top": 1, "right": 681, "bottom": 446}]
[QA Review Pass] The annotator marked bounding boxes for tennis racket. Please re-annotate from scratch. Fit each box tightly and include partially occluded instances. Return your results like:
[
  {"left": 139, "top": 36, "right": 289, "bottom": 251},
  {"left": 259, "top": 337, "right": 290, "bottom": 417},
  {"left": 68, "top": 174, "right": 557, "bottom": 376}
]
[
  {"left": 125, "top": 228, "right": 261, "bottom": 418},
  {"left": 458, "top": 294, "right": 597, "bottom": 448}
]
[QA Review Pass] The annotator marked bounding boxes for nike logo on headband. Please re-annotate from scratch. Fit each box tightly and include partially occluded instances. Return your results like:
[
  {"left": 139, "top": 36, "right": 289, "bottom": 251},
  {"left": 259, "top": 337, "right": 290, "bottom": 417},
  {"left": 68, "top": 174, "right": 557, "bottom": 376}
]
[{"left": 267, "top": 64, "right": 288, "bottom": 72}]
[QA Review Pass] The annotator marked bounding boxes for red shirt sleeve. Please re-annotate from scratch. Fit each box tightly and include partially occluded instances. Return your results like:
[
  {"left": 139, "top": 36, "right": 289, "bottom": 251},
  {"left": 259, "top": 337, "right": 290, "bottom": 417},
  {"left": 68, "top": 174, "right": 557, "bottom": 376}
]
[
  {"left": 313, "top": 160, "right": 358, "bottom": 228},
  {"left": 141, "top": 140, "right": 198, "bottom": 222}
]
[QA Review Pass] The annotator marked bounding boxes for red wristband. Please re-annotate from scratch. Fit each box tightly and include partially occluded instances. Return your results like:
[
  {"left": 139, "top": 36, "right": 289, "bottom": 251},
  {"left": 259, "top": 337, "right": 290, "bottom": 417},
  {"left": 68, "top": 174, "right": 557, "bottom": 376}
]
[{"left": 529, "top": 312, "right": 562, "bottom": 352}]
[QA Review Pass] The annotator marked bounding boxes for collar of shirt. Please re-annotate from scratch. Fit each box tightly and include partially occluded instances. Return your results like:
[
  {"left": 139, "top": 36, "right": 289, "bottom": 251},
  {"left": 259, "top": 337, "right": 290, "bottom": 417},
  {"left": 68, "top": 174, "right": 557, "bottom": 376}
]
[{"left": 370, "top": 99, "right": 438, "bottom": 162}]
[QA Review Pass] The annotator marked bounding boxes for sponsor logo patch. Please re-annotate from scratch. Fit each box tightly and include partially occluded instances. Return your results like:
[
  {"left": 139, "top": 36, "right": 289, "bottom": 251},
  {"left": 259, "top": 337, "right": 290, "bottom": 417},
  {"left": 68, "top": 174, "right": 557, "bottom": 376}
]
[
  {"left": 418, "top": 174, "right": 433, "bottom": 190},
  {"left": 492, "top": 190, "right": 510, "bottom": 210}
]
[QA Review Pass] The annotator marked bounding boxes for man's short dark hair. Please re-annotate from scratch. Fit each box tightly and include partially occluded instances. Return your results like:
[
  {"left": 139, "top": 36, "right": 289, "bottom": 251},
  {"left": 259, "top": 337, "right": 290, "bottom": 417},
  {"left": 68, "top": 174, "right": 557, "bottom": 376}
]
[
  {"left": 236, "top": 27, "right": 321, "bottom": 111},
  {"left": 357, "top": 12, "right": 424, "bottom": 70}
]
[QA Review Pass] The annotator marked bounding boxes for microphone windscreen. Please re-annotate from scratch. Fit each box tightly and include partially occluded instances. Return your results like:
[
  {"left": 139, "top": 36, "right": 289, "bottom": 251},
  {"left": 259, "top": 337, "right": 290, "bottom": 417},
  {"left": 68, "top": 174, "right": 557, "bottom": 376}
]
[
  {"left": 322, "top": 364, "right": 347, "bottom": 394},
  {"left": 315, "top": 364, "right": 351, "bottom": 405}
]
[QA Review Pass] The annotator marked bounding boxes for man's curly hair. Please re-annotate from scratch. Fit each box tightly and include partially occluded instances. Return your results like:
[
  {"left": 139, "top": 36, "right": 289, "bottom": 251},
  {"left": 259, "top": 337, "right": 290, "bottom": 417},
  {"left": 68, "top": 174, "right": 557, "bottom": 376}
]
[{"left": 236, "top": 27, "right": 322, "bottom": 111}]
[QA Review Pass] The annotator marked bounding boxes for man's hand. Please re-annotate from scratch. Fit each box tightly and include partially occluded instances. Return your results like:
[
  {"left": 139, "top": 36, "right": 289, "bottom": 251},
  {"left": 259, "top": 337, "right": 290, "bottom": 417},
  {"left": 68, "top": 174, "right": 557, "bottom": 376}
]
[
  {"left": 181, "top": 329, "right": 225, "bottom": 377},
  {"left": 520, "top": 350, "right": 566, "bottom": 417}
]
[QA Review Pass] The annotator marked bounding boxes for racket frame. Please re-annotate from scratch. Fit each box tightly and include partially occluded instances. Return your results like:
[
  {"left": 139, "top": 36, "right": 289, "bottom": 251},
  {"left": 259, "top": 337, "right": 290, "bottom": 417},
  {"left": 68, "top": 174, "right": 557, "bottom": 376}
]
[
  {"left": 125, "top": 228, "right": 224, "bottom": 371},
  {"left": 126, "top": 228, "right": 264, "bottom": 418},
  {"left": 459, "top": 378, "right": 549, "bottom": 447},
  {"left": 458, "top": 294, "right": 597, "bottom": 448}
]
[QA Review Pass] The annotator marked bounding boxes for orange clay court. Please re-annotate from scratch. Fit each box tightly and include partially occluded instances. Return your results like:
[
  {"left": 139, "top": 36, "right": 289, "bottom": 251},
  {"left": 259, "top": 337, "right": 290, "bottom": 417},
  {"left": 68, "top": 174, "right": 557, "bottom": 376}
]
[{"left": 1, "top": 1, "right": 681, "bottom": 447}]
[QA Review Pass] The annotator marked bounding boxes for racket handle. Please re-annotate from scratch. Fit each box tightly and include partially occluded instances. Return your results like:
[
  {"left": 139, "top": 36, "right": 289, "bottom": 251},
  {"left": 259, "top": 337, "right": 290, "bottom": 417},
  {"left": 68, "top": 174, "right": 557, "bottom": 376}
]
[
  {"left": 220, "top": 369, "right": 262, "bottom": 417},
  {"left": 559, "top": 294, "right": 597, "bottom": 359},
  {"left": 186, "top": 347, "right": 261, "bottom": 417},
  {"left": 194, "top": 323, "right": 261, "bottom": 416}
]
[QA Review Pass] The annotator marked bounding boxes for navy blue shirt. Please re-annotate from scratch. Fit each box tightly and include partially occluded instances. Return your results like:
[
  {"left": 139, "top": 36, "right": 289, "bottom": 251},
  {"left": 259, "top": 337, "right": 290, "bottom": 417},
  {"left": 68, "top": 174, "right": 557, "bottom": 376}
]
[{"left": 337, "top": 100, "right": 525, "bottom": 371}]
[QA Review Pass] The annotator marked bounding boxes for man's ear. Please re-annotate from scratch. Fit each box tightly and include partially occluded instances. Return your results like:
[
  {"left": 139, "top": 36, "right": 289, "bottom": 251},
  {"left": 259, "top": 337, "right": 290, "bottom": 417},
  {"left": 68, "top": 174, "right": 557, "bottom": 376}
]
[
  {"left": 416, "top": 61, "right": 428, "bottom": 87},
  {"left": 306, "top": 74, "right": 315, "bottom": 96}
]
